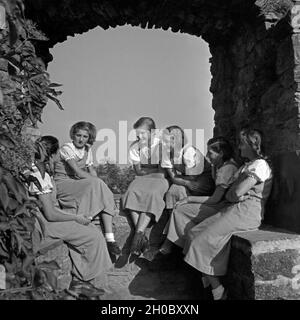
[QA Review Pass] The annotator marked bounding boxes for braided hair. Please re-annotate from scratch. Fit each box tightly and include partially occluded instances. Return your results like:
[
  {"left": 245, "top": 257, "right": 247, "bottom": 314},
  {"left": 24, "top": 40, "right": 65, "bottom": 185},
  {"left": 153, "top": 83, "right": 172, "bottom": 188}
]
[{"left": 239, "top": 128, "right": 271, "bottom": 166}]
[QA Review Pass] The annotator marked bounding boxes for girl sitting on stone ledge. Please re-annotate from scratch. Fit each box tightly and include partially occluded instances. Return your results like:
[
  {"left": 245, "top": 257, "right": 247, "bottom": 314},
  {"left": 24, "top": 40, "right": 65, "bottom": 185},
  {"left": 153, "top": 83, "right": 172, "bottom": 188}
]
[
  {"left": 160, "top": 125, "right": 215, "bottom": 212},
  {"left": 27, "top": 136, "right": 113, "bottom": 290},
  {"left": 122, "top": 117, "right": 169, "bottom": 256},
  {"left": 53, "top": 121, "right": 121, "bottom": 256},
  {"left": 183, "top": 128, "right": 273, "bottom": 300}
]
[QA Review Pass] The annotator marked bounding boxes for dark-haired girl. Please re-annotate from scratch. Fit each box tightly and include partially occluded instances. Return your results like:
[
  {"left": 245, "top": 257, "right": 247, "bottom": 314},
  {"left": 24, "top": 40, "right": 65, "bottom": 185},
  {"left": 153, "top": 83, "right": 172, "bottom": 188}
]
[
  {"left": 28, "top": 136, "right": 113, "bottom": 289},
  {"left": 54, "top": 121, "right": 120, "bottom": 256},
  {"left": 183, "top": 129, "right": 273, "bottom": 300},
  {"left": 122, "top": 117, "right": 169, "bottom": 256},
  {"left": 157, "top": 136, "right": 238, "bottom": 256}
]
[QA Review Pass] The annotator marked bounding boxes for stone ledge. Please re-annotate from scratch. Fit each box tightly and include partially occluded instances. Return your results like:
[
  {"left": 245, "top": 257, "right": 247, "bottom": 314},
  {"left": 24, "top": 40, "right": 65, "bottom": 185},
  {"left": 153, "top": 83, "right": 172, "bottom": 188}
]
[
  {"left": 227, "top": 225, "right": 300, "bottom": 300},
  {"left": 35, "top": 241, "right": 72, "bottom": 291}
]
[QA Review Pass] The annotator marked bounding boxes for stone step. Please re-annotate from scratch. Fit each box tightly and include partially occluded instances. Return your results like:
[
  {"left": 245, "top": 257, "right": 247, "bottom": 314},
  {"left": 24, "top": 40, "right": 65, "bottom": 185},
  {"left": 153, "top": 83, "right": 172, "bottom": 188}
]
[{"left": 226, "top": 225, "right": 300, "bottom": 300}]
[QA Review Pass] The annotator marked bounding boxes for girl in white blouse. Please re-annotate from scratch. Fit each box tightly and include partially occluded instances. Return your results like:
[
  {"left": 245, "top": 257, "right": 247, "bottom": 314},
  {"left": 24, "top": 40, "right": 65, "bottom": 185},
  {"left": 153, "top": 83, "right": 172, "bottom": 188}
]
[
  {"left": 122, "top": 117, "right": 169, "bottom": 256},
  {"left": 54, "top": 121, "right": 120, "bottom": 256}
]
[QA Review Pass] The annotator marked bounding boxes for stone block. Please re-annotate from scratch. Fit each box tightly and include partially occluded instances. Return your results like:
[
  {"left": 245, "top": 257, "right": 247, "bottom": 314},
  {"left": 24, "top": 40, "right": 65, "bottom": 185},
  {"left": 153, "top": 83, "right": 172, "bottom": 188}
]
[
  {"left": 227, "top": 226, "right": 300, "bottom": 300},
  {"left": 35, "top": 241, "right": 72, "bottom": 291}
]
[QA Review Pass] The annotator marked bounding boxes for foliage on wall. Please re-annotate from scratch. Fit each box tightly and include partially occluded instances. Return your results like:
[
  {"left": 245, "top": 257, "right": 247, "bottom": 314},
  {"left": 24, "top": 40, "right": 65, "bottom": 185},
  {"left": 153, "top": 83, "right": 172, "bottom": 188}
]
[{"left": 0, "top": 0, "right": 64, "bottom": 298}]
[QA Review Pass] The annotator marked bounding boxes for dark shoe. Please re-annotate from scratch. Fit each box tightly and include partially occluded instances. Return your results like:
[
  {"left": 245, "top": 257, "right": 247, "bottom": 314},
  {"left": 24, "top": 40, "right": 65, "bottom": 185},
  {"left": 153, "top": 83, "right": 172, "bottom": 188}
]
[
  {"left": 107, "top": 241, "right": 121, "bottom": 256},
  {"left": 130, "top": 231, "right": 145, "bottom": 256},
  {"left": 69, "top": 279, "right": 105, "bottom": 299}
]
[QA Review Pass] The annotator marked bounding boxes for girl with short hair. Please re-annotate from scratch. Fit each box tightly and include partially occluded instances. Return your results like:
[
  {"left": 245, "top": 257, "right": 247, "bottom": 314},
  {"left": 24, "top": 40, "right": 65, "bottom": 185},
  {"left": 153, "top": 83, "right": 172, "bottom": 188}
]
[
  {"left": 54, "top": 121, "right": 120, "bottom": 256},
  {"left": 122, "top": 117, "right": 169, "bottom": 256}
]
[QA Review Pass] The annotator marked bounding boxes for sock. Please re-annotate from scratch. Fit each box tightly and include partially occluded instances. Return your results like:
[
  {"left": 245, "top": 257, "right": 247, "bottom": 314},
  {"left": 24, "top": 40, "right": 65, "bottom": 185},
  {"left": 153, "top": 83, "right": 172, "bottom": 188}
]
[
  {"left": 105, "top": 233, "right": 115, "bottom": 242},
  {"left": 202, "top": 276, "right": 210, "bottom": 289},
  {"left": 212, "top": 285, "right": 225, "bottom": 300}
]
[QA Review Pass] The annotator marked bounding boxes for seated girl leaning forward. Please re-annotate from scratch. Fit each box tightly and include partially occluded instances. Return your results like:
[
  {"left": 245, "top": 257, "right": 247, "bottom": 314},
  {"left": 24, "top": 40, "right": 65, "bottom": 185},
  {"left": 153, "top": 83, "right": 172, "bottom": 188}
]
[
  {"left": 154, "top": 136, "right": 238, "bottom": 257},
  {"left": 161, "top": 125, "right": 215, "bottom": 212},
  {"left": 183, "top": 128, "right": 273, "bottom": 300},
  {"left": 121, "top": 117, "right": 169, "bottom": 256},
  {"left": 53, "top": 121, "right": 121, "bottom": 256},
  {"left": 27, "top": 136, "right": 113, "bottom": 290}
]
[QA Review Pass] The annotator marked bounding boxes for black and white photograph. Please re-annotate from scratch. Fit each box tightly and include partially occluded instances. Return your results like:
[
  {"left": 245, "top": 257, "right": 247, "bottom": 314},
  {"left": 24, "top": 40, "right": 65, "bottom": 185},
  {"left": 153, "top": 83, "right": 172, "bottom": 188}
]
[{"left": 0, "top": 0, "right": 300, "bottom": 309}]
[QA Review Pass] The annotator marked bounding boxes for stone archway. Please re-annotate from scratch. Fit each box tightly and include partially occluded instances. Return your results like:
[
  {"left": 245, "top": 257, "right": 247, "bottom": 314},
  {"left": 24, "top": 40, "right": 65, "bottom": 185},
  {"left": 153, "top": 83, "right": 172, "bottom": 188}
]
[
  {"left": 24, "top": 0, "right": 300, "bottom": 234},
  {"left": 25, "top": 0, "right": 296, "bottom": 154}
]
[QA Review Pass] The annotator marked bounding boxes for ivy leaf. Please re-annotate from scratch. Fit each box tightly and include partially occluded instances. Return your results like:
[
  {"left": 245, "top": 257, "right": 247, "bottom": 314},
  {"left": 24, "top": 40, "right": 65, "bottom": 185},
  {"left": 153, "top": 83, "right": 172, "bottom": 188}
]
[
  {"left": 0, "top": 88, "right": 3, "bottom": 106},
  {"left": 3, "top": 172, "right": 25, "bottom": 204},
  {"left": 0, "top": 245, "right": 9, "bottom": 258},
  {"left": 49, "top": 83, "right": 62, "bottom": 88},
  {"left": 0, "top": 134, "right": 15, "bottom": 148},
  {"left": 0, "top": 221, "right": 10, "bottom": 231},
  {"left": 8, "top": 198, "right": 19, "bottom": 210},
  {"left": 0, "top": 183, "right": 9, "bottom": 210},
  {"left": 46, "top": 93, "right": 64, "bottom": 110}
]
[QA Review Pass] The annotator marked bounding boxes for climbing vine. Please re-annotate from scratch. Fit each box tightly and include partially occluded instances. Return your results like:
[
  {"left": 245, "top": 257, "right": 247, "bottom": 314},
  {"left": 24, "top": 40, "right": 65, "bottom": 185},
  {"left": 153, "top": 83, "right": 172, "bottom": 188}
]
[{"left": 0, "top": 0, "right": 64, "bottom": 298}]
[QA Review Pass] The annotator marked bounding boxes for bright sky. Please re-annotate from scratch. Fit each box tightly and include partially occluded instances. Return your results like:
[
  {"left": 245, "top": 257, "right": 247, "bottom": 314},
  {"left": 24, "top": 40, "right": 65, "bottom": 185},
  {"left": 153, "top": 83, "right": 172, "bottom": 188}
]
[{"left": 39, "top": 25, "right": 214, "bottom": 165}]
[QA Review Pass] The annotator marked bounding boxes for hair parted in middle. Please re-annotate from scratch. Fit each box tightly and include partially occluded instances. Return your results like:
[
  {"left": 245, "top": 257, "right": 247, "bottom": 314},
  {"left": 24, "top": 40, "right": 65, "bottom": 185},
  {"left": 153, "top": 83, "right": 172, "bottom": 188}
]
[
  {"left": 165, "top": 125, "right": 189, "bottom": 148},
  {"left": 69, "top": 121, "right": 97, "bottom": 145},
  {"left": 207, "top": 136, "right": 234, "bottom": 162},
  {"left": 133, "top": 117, "right": 156, "bottom": 131}
]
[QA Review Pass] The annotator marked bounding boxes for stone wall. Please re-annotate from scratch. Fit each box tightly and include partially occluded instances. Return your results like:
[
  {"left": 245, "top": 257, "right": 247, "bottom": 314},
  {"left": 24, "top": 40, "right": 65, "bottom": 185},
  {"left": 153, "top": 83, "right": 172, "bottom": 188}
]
[{"left": 210, "top": 16, "right": 297, "bottom": 155}]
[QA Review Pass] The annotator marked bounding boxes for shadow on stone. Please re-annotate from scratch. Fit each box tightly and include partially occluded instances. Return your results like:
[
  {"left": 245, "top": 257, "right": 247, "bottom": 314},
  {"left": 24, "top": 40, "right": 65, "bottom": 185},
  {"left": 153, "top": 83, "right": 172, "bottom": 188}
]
[{"left": 127, "top": 248, "right": 206, "bottom": 300}]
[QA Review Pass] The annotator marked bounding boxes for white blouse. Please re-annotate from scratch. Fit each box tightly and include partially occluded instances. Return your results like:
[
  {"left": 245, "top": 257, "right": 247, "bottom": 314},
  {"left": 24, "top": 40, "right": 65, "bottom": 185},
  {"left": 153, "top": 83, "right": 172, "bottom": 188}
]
[
  {"left": 129, "top": 135, "right": 161, "bottom": 165},
  {"left": 59, "top": 142, "right": 93, "bottom": 167},
  {"left": 161, "top": 144, "right": 205, "bottom": 175},
  {"left": 28, "top": 164, "right": 53, "bottom": 195},
  {"left": 237, "top": 159, "right": 272, "bottom": 182}
]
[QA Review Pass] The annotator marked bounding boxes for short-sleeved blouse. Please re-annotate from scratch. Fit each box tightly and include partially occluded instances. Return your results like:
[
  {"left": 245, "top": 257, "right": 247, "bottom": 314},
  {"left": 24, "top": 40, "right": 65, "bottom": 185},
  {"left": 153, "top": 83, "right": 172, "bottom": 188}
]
[
  {"left": 28, "top": 164, "right": 53, "bottom": 195},
  {"left": 59, "top": 142, "right": 93, "bottom": 167},
  {"left": 236, "top": 158, "right": 272, "bottom": 182},
  {"left": 213, "top": 159, "right": 239, "bottom": 189},
  {"left": 161, "top": 144, "right": 205, "bottom": 175},
  {"left": 129, "top": 135, "right": 161, "bottom": 166}
]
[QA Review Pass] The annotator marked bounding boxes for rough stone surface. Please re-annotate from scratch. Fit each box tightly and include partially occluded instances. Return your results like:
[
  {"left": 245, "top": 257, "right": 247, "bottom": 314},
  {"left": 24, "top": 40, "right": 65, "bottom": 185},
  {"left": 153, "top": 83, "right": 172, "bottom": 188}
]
[
  {"left": 35, "top": 241, "right": 73, "bottom": 291},
  {"left": 100, "top": 209, "right": 205, "bottom": 300},
  {"left": 227, "top": 225, "right": 300, "bottom": 300}
]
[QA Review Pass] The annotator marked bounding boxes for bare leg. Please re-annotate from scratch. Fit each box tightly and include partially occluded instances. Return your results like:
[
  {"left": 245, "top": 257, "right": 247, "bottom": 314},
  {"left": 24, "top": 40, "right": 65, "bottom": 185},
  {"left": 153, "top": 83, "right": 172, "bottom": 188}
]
[
  {"left": 206, "top": 275, "right": 221, "bottom": 289},
  {"left": 136, "top": 212, "right": 152, "bottom": 233},
  {"left": 206, "top": 274, "right": 226, "bottom": 300},
  {"left": 100, "top": 211, "right": 121, "bottom": 255},
  {"left": 130, "top": 212, "right": 152, "bottom": 255},
  {"left": 129, "top": 210, "right": 139, "bottom": 228},
  {"left": 101, "top": 212, "right": 113, "bottom": 233}
]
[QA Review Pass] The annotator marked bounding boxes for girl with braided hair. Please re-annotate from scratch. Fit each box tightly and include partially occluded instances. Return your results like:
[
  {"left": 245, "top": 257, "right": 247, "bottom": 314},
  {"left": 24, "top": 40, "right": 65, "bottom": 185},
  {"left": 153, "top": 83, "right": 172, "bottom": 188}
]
[{"left": 182, "top": 128, "right": 273, "bottom": 300}]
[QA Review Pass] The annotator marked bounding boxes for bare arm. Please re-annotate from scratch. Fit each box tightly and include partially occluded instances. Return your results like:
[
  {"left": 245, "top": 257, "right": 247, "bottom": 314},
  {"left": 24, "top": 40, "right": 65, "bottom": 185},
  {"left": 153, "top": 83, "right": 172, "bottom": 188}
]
[
  {"left": 165, "top": 168, "right": 189, "bottom": 187},
  {"left": 87, "top": 165, "right": 98, "bottom": 177},
  {"left": 225, "top": 175, "right": 257, "bottom": 202},
  {"left": 65, "top": 159, "right": 93, "bottom": 179},
  {"left": 38, "top": 193, "right": 90, "bottom": 225}
]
